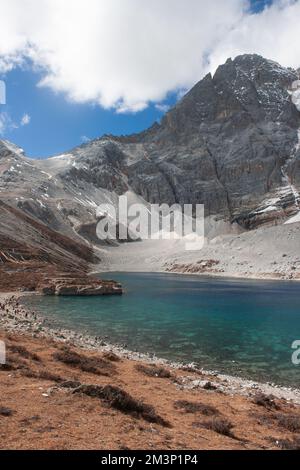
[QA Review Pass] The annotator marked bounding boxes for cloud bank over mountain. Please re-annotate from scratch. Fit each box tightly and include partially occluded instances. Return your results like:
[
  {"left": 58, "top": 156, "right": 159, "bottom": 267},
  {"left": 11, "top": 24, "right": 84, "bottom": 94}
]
[{"left": 0, "top": 0, "right": 299, "bottom": 112}]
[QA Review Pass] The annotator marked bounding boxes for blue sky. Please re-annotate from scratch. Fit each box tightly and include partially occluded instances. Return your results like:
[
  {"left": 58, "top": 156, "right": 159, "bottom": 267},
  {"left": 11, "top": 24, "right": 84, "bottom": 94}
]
[
  {"left": 0, "top": 67, "right": 178, "bottom": 158},
  {"left": 251, "top": 0, "right": 273, "bottom": 12},
  {"left": 0, "top": 0, "right": 293, "bottom": 158}
]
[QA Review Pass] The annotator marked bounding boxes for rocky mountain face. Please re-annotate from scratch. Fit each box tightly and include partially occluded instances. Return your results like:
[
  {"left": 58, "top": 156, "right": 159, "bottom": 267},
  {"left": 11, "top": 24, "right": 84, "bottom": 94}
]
[
  {"left": 0, "top": 54, "right": 300, "bottom": 252},
  {"left": 115, "top": 54, "right": 300, "bottom": 228}
]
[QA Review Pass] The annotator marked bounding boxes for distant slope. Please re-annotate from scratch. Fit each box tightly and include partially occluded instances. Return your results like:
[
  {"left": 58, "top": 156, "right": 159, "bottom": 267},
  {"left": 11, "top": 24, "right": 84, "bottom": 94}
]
[{"left": 0, "top": 200, "right": 100, "bottom": 291}]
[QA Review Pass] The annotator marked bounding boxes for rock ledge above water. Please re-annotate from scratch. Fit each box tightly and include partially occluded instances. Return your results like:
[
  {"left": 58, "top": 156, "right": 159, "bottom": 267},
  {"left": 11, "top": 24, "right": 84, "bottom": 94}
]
[{"left": 39, "top": 278, "right": 122, "bottom": 296}]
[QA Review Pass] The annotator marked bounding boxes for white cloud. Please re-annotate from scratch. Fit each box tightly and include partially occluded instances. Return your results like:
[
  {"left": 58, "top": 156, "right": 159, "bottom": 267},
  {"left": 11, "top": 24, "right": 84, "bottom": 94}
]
[
  {"left": 207, "top": 0, "right": 300, "bottom": 75},
  {"left": 155, "top": 103, "right": 171, "bottom": 113},
  {"left": 0, "top": 112, "right": 17, "bottom": 135},
  {"left": 20, "top": 113, "right": 31, "bottom": 126},
  {"left": 0, "top": 113, "right": 9, "bottom": 135},
  {"left": 0, "top": 0, "right": 299, "bottom": 113},
  {"left": 0, "top": 112, "right": 31, "bottom": 135}
]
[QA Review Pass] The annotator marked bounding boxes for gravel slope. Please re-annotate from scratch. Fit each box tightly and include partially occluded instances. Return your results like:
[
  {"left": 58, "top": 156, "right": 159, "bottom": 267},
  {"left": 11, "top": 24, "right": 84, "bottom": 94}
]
[{"left": 97, "top": 221, "right": 300, "bottom": 281}]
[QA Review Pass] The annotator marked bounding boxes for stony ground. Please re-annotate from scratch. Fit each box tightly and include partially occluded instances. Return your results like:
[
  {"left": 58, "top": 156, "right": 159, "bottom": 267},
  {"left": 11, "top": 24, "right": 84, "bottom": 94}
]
[{"left": 98, "top": 221, "right": 300, "bottom": 282}]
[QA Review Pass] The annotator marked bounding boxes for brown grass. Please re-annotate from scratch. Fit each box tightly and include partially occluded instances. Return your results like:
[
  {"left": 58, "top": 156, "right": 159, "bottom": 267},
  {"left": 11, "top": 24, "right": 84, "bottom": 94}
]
[
  {"left": 73, "top": 384, "right": 171, "bottom": 427},
  {"left": 2, "top": 328, "right": 300, "bottom": 450},
  {"left": 174, "top": 400, "right": 219, "bottom": 416}
]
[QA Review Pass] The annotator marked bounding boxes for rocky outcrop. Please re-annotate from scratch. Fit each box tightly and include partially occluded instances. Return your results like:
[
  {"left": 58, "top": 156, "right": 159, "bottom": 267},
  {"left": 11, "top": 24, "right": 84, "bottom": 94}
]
[{"left": 40, "top": 279, "right": 122, "bottom": 296}]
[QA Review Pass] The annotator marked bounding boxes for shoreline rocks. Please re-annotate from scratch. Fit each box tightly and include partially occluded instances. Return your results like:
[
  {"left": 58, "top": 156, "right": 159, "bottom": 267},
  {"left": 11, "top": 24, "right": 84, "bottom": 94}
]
[{"left": 39, "top": 278, "right": 122, "bottom": 296}]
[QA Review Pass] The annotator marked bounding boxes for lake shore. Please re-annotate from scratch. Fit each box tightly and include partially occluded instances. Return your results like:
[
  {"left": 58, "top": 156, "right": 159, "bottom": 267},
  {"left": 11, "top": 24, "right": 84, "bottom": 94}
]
[
  {"left": 2, "top": 291, "right": 300, "bottom": 449},
  {"left": 2, "top": 292, "right": 300, "bottom": 450},
  {"left": 95, "top": 266, "right": 300, "bottom": 283},
  {"left": 1, "top": 291, "right": 300, "bottom": 404}
]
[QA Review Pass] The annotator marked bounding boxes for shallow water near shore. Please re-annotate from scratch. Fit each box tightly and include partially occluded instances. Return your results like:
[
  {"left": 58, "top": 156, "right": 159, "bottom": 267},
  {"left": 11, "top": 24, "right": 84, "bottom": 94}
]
[{"left": 25, "top": 272, "right": 300, "bottom": 387}]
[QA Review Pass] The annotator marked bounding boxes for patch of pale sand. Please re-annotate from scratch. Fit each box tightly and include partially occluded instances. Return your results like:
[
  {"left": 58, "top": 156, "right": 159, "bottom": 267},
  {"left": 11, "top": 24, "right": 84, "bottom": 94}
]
[
  {"left": 285, "top": 213, "right": 300, "bottom": 225},
  {"left": 94, "top": 222, "right": 300, "bottom": 281}
]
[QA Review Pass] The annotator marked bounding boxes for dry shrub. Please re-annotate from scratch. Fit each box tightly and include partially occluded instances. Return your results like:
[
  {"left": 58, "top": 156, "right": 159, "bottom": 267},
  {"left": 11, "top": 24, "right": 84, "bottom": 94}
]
[
  {"left": 251, "top": 408, "right": 300, "bottom": 434},
  {"left": 180, "top": 365, "right": 203, "bottom": 375},
  {"left": 252, "top": 393, "right": 279, "bottom": 410},
  {"left": 102, "top": 351, "right": 121, "bottom": 362},
  {"left": 9, "top": 345, "right": 41, "bottom": 362},
  {"left": 53, "top": 350, "right": 115, "bottom": 376},
  {"left": 199, "top": 417, "right": 235, "bottom": 438},
  {"left": 0, "top": 362, "right": 16, "bottom": 371},
  {"left": 22, "top": 368, "right": 64, "bottom": 383},
  {"left": 38, "top": 370, "right": 64, "bottom": 382},
  {"left": 0, "top": 406, "right": 14, "bottom": 417},
  {"left": 174, "top": 400, "right": 219, "bottom": 416},
  {"left": 276, "top": 414, "right": 300, "bottom": 433},
  {"left": 272, "top": 436, "right": 300, "bottom": 450},
  {"left": 203, "top": 381, "right": 217, "bottom": 391},
  {"left": 60, "top": 380, "right": 82, "bottom": 389},
  {"left": 6, "top": 354, "right": 29, "bottom": 370},
  {"left": 73, "top": 384, "right": 171, "bottom": 427},
  {"left": 19, "top": 415, "right": 41, "bottom": 426},
  {"left": 249, "top": 411, "right": 274, "bottom": 427},
  {"left": 135, "top": 364, "right": 173, "bottom": 379}
]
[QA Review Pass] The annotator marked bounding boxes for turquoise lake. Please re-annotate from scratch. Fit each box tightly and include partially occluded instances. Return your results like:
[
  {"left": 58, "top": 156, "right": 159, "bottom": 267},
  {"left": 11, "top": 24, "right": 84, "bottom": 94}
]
[{"left": 25, "top": 273, "right": 300, "bottom": 387}]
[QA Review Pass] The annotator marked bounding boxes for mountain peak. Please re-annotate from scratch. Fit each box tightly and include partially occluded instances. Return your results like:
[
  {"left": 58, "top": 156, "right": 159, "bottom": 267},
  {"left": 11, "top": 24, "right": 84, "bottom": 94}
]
[
  {"left": 214, "top": 53, "right": 297, "bottom": 85},
  {"left": 149, "top": 54, "right": 298, "bottom": 147}
]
